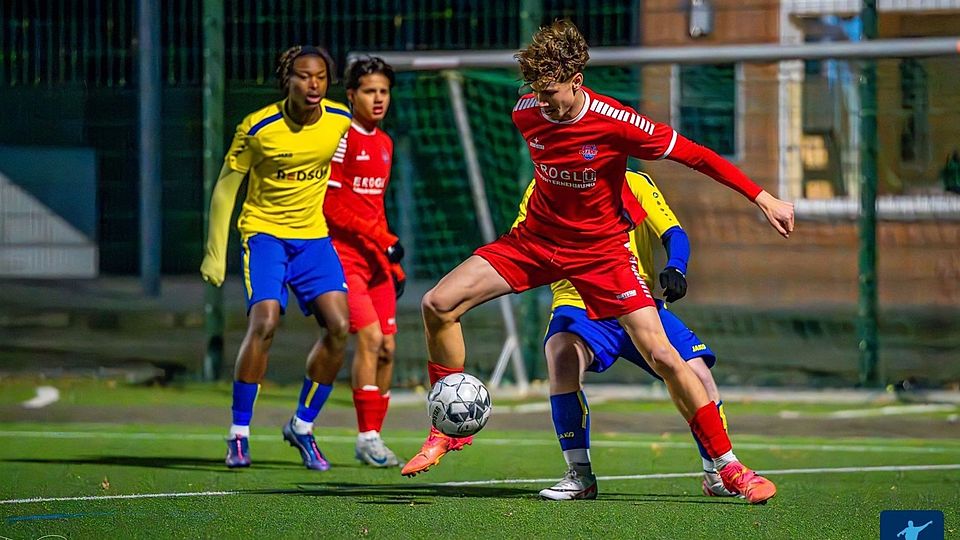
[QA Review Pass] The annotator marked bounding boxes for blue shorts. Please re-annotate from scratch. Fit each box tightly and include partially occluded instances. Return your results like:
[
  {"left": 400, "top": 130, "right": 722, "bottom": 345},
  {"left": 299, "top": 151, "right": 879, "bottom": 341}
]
[
  {"left": 241, "top": 233, "right": 347, "bottom": 316},
  {"left": 544, "top": 301, "right": 716, "bottom": 380}
]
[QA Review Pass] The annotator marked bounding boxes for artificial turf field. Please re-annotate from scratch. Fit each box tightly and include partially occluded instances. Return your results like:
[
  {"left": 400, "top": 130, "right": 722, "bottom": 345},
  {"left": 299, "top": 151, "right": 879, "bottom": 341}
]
[{"left": 1, "top": 379, "right": 957, "bottom": 539}]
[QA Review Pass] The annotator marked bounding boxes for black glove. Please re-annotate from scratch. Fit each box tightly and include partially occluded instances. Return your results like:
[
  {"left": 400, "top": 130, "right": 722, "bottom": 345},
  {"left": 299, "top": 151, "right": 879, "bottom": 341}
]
[
  {"left": 659, "top": 267, "right": 687, "bottom": 303},
  {"left": 393, "top": 275, "right": 406, "bottom": 300},
  {"left": 386, "top": 240, "right": 405, "bottom": 263}
]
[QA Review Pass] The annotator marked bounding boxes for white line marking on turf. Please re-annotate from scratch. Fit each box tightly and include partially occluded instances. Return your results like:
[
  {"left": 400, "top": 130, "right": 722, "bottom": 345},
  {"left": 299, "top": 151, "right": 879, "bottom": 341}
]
[
  {"left": 0, "top": 430, "right": 956, "bottom": 454},
  {"left": 433, "top": 463, "right": 960, "bottom": 487},
  {"left": 1, "top": 464, "right": 958, "bottom": 505},
  {"left": 21, "top": 387, "right": 60, "bottom": 409},
  {"left": 0, "top": 491, "right": 238, "bottom": 505},
  {"left": 780, "top": 404, "right": 957, "bottom": 419}
]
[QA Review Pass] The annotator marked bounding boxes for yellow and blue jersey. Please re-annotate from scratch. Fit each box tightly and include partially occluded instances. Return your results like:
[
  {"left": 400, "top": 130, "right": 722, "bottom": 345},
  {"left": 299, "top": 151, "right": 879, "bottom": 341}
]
[
  {"left": 225, "top": 98, "right": 352, "bottom": 240},
  {"left": 512, "top": 170, "right": 681, "bottom": 311}
]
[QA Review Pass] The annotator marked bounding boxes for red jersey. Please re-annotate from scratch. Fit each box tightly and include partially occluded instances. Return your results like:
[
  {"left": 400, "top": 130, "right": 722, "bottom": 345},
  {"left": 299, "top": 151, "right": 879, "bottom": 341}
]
[
  {"left": 324, "top": 123, "right": 396, "bottom": 256},
  {"left": 512, "top": 87, "right": 762, "bottom": 244}
]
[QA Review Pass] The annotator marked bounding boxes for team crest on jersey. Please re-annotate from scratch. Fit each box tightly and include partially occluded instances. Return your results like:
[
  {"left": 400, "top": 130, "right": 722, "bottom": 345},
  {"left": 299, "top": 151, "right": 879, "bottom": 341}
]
[
  {"left": 381, "top": 148, "right": 390, "bottom": 163},
  {"left": 580, "top": 144, "right": 598, "bottom": 160}
]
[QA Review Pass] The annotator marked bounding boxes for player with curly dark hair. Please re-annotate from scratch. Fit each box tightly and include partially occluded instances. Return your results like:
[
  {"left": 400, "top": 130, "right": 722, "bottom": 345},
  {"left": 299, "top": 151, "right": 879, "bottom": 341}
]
[
  {"left": 201, "top": 45, "right": 352, "bottom": 472},
  {"left": 403, "top": 20, "right": 792, "bottom": 506}
]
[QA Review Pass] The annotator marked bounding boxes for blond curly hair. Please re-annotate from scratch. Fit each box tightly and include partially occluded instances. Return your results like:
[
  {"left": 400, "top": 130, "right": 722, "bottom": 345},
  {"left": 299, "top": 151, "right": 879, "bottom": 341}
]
[{"left": 514, "top": 20, "right": 589, "bottom": 90}]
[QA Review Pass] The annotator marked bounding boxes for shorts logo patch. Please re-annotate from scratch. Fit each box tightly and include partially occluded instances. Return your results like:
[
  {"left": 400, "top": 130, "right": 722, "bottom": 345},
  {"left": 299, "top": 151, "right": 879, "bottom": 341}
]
[
  {"left": 580, "top": 144, "right": 598, "bottom": 160},
  {"left": 616, "top": 289, "right": 637, "bottom": 300},
  {"left": 387, "top": 318, "right": 396, "bottom": 325},
  {"left": 692, "top": 344, "right": 707, "bottom": 352}
]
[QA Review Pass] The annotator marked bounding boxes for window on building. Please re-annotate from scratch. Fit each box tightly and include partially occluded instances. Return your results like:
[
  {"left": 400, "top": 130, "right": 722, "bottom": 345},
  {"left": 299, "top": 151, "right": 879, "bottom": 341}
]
[
  {"left": 678, "top": 64, "right": 736, "bottom": 157},
  {"left": 899, "top": 58, "right": 930, "bottom": 168}
]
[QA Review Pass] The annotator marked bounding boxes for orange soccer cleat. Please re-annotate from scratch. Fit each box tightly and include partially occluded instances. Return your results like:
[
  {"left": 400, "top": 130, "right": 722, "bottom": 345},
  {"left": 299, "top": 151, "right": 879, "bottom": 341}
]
[
  {"left": 718, "top": 461, "right": 777, "bottom": 504},
  {"left": 400, "top": 426, "right": 473, "bottom": 477}
]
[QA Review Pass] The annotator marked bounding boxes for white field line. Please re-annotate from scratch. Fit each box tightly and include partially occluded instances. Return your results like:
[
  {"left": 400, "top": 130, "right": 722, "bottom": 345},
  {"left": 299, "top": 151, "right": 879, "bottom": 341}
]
[
  {"left": 20, "top": 387, "right": 60, "bottom": 409},
  {"left": 435, "top": 463, "right": 960, "bottom": 487},
  {"left": 779, "top": 404, "right": 957, "bottom": 419},
  {"left": 2, "top": 463, "right": 959, "bottom": 505},
  {"left": 0, "top": 430, "right": 956, "bottom": 454}
]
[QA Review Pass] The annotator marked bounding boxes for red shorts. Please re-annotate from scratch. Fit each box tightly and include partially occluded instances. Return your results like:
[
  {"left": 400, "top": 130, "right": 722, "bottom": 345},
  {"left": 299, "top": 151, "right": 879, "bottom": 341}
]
[
  {"left": 334, "top": 240, "right": 397, "bottom": 335},
  {"left": 473, "top": 227, "right": 653, "bottom": 319}
]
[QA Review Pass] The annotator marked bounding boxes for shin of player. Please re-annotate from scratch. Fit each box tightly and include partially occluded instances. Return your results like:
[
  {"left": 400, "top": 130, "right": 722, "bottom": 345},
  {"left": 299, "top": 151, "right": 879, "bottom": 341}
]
[
  {"left": 325, "top": 56, "right": 405, "bottom": 468},
  {"left": 201, "top": 45, "right": 351, "bottom": 471}
]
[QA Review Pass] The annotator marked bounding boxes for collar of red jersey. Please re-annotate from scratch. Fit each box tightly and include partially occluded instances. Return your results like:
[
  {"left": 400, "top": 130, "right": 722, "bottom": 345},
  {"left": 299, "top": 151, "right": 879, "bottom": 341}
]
[
  {"left": 350, "top": 121, "right": 377, "bottom": 136},
  {"left": 539, "top": 89, "right": 591, "bottom": 125}
]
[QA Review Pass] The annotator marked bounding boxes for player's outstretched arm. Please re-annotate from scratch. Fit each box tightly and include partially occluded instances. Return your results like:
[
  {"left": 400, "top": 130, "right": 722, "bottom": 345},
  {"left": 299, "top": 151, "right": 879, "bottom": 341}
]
[
  {"left": 753, "top": 190, "right": 795, "bottom": 239},
  {"left": 200, "top": 163, "right": 245, "bottom": 287}
]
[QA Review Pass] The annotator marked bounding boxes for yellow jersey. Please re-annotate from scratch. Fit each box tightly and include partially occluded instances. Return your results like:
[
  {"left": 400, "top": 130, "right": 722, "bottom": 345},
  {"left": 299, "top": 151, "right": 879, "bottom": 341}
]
[
  {"left": 224, "top": 98, "right": 352, "bottom": 239},
  {"left": 512, "top": 170, "right": 681, "bottom": 311}
]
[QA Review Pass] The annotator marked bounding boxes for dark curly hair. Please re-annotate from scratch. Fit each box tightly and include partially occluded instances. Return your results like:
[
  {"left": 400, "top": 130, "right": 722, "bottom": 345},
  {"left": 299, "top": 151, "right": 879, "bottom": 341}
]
[
  {"left": 344, "top": 56, "right": 395, "bottom": 91},
  {"left": 515, "top": 20, "right": 589, "bottom": 90},
  {"left": 276, "top": 45, "right": 337, "bottom": 96}
]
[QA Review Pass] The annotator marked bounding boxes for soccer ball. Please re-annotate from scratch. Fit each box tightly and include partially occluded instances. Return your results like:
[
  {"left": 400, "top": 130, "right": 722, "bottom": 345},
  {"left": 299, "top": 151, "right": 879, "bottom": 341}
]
[{"left": 427, "top": 372, "right": 492, "bottom": 437}]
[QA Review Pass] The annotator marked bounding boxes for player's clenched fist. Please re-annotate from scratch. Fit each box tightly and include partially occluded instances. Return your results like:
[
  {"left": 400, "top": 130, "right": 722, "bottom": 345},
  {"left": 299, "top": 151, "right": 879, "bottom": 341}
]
[{"left": 200, "top": 255, "right": 226, "bottom": 287}]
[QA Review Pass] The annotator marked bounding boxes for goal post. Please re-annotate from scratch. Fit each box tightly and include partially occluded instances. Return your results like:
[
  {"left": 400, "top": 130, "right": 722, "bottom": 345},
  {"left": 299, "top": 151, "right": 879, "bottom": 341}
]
[{"left": 358, "top": 37, "right": 960, "bottom": 390}]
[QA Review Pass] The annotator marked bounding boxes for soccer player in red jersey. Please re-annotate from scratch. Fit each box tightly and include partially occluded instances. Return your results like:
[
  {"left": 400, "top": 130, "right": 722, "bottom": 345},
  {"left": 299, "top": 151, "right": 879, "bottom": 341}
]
[
  {"left": 324, "top": 56, "right": 406, "bottom": 468},
  {"left": 401, "top": 21, "right": 792, "bottom": 504}
]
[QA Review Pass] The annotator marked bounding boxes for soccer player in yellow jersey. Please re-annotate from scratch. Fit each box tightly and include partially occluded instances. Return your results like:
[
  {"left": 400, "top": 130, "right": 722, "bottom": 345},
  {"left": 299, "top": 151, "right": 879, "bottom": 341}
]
[
  {"left": 200, "top": 45, "right": 352, "bottom": 471},
  {"left": 517, "top": 170, "right": 739, "bottom": 500}
]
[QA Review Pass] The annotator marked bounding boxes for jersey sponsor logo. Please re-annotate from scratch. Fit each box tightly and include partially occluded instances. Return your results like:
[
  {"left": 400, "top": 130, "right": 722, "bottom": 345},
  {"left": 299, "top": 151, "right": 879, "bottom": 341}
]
[
  {"left": 529, "top": 137, "right": 545, "bottom": 150},
  {"left": 692, "top": 344, "right": 707, "bottom": 353},
  {"left": 535, "top": 163, "right": 597, "bottom": 189},
  {"left": 589, "top": 98, "right": 655, "bottom": 135},
  {"left": 616, "top": 289, "right": 637, "bottom": 300},
  {"left": 277, "top": 165, "right": 328, "bottom": 182},
  {"left": 352, "top": 176, "right": 386, "bottom": 194},
  {"left": 356, "top": 149, "right": 371, "bottom": 161},
  {"left": 580, "top": 144, "right": 598, "bottom": 160}
]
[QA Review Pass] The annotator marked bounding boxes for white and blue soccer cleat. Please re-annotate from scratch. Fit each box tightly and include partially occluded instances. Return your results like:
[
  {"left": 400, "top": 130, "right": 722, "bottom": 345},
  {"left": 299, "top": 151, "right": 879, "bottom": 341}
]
[
  {"left": 539, "top": 469, "right": 598, "bottom": 500},
  {"left": 354, "top": 432, "right": 402, "bottom": 468}
]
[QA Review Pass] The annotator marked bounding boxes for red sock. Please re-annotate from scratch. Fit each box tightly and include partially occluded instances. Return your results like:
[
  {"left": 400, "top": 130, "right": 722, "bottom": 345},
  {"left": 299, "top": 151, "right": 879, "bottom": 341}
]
[
  {"left": 428, "top": 361, "right": 463, "bottom": 386},
  {"left": 688, "top": 402, "right": 733, "bottom": 458},
  {"left": 373, "top": 391, "right": 391, "bottom": 432},
  {"left": 353, "top": 388, "right": 381, "bottom": 433}
]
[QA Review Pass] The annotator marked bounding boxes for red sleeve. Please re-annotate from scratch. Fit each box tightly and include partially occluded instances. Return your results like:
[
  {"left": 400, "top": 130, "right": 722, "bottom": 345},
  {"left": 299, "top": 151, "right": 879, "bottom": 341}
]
[
  {"left": 323, "top": 196, "right": 397, "bottom": 250},
  {"left": 330, "top": 130, "right": 349, "bottom": 182},
  {"left": 664, "top": 133, "right": 762, "bottom": 201},
  {"left": 619, "top": 111, "right": 762, "bottom": 201}
]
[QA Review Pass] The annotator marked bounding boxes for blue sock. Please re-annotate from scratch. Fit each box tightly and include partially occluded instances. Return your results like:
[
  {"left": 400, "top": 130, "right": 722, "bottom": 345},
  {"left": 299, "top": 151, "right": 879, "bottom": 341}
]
[
  {"left": 295, "top": 378, "right": 333, "bottom": 423},
  {"left": 232, "top": 381, "right": 260, "bottom": 426},
  {"left": 550, "top": 391, "right": 590, "bottom": 451},
  {"left": 692, "top": 400, "right": 724, "bottom": 468}
]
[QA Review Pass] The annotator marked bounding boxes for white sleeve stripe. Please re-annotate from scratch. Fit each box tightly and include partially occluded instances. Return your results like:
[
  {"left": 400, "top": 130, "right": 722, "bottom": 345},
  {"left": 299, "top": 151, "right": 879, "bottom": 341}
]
[
  {"left": 590, "top": 99, "right": 602, "bottom": 112},
  {"left": 658, "top": 129, "right": 678, "bottom": 160},
  {"left": 328, "top": 180, "right": 342, "bottom": 188}
]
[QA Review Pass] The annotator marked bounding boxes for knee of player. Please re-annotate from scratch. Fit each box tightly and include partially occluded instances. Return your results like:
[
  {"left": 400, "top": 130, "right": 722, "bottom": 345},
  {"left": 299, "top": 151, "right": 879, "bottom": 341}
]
[
  {"left": 379, "top": 337, "right": 396, "bottom": 359},
  {"left": 646, "top": 345, "right": 683, "bottom": 371},
  {"left": 248, "top": 316, "right": 279, "bottom": 341},
  {"left": 421, "top": 288, "right": 455, "bottom": 323},
  {"left": 325, "top": 317, "right": 350, "bottom": 344},
  {"left": 358, "top": 326, "right": 386, "bottom": 352}
]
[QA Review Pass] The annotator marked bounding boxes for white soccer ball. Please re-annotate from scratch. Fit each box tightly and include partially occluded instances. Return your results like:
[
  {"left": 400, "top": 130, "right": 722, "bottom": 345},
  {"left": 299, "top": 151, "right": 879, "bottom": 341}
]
[{"left": 427, "top": 372, "right": 492, "bottom": 437}]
